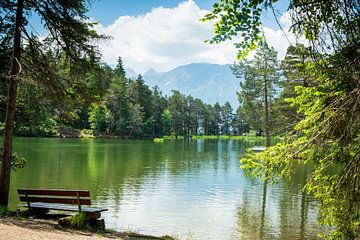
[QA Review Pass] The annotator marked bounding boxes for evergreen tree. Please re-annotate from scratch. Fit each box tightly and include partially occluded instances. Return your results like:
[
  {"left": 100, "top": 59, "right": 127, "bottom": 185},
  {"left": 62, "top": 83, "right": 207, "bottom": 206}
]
[
  {"left": 0, "top": 0, "right": 104, "bottom": 205},
  {"left": 232, "top": 40, "right": 280, "bottom": 146},
  {"left": 212, "top": 103, "right": 222, "bottom": 136},
  {"left": 114, "top": 57, "right": 126, "bottom": 78},
  {"left": 107, "top": 73, "right": 129, "bottom": 136},
  {"left": 221, "top": 102, "right": 233, "bottom": 135},
  {"left": 276, "top": 44, "right": 316, "bottom": 132},
  {"left": 231, "top": 107, "right": 249, "bottom": 135},
  {"left": 151, "top": 86, "right": 167, "bottom": 137},
  {"left": 127, "top": 103, "right": 144, "bottom": 138},
  {"left": 161, "top": 109, "right": 172, "bottom": 136},
  {"left": 168, "top": 90, "right": 187, "bottom": 137}
]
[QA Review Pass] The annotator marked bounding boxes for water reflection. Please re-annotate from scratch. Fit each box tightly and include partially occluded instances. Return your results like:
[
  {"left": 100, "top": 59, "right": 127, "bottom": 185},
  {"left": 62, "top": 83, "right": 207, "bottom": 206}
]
[
  {"left": 5, "top": 137, "right": 320, "bottom": 239},
  {"left": 235, "top": 163, "right": 319, "bottom": 240}
]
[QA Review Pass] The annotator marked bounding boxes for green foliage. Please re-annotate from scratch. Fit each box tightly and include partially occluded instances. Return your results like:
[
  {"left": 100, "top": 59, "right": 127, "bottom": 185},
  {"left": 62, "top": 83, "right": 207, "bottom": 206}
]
[
  {"left": 1, "top": 51, "right": 246, "bottom": 139},
  {"left": 206, "top": 0, "right": 360, "bottom": 238},
  {"left": 153, "top": 138, "right": 164, "bottom": 143},
  {"left": 0, "top": 151, "right": 26, "bottom": 171},
  {"left": 201, "top": 0, "right": 267, "bottom": 60},
  {"left": 266, "top": 44, "right": 318, "bottom": 136},
  {"left": 233, "top": 40, "right": 280, "bottom": 143},
  {"left": 0, "top": 205, "right": 10, "bottom": 217},
  {"left": 221, "top": 102, "right": 233, "bottom": 135},
  {"left": 89, "top": 103, "right": 110, "bottom": 135},
  {"left": 163, "top": 135, "right": 184, "bottom": 140},
  {"left": 127, "top": 103, "right": 144, "bottom": 138},
  {"left": 161, "top": 109, "right": 172, "bottom": 135},
  {"left": 114, "top": 57, "right": 126, "bottom": 78},
  {"left": 241, "top": 57, "right": 360, "bottom": 238},
  {"left": 62, "top": 212, "right": 90, "bottom": 230}
]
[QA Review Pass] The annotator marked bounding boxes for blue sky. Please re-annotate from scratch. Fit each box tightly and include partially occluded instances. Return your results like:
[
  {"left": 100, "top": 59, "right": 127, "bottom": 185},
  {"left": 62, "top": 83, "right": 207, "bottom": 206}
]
[
  {"left": 87, "top": 0, "right": 289, "bottom": 28},
  {"left": 88, "top": 0, "right": 215, "bottom": 25},
  {"left": 28, "top": 0, "right": 297, "bottom": 73}
]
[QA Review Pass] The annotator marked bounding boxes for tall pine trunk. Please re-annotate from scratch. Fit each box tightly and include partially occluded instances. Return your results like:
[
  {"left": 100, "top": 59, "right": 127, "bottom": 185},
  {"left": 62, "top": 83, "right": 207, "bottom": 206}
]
[
  {"left": 0, "top": 0, "right": 24, "bottom": 206},
  {"left": 264, "top": 76, "right": 270, "bottom": 147}
]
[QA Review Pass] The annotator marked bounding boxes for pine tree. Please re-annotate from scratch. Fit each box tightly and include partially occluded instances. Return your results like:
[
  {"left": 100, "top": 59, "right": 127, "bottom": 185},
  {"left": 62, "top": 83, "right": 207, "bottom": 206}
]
[
  {"left": 221, "top": 102, "right": 233, "bottom": 135},
  {"left": 0, "top": 0, "right": 104, "bottom": 205},
  {"left": 233, "top": 40, "right": 280, "bottom": 146}
]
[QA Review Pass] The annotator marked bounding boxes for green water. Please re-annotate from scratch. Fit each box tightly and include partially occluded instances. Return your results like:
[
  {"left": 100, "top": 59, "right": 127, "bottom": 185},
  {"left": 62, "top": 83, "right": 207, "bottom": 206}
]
[{"left": 6, "top": 137, "right": 319, "bottom": 239}]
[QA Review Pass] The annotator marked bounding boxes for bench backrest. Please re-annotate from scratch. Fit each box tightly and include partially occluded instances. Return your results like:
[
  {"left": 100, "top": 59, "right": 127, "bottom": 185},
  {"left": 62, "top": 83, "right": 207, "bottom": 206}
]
[{"left": 18, "top": 189, "right": 91, "bottom": 211}]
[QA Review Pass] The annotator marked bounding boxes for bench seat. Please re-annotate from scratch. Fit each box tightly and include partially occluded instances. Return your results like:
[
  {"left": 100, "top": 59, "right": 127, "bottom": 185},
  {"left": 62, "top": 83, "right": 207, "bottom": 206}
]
[
  {"left": 18, "top": 188, "right": 107, "bottom": 220},
  {"left": 28, "top": 202, "right": 108, "bottom": 213}
]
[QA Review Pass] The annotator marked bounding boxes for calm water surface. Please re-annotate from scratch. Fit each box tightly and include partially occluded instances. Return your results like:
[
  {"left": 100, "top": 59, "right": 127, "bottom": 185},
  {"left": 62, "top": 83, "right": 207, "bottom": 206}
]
[{"left": 6, "top": 137, "right": 320, "bottom": 239}]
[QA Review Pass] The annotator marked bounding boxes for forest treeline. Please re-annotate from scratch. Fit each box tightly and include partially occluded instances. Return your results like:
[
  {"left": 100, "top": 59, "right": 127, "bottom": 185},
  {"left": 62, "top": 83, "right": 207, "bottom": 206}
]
[
  {"left": 0, "top": 42, "right": 312, "bottom": 139},
  {"left": 0, "top": 54, "right": 241, "bottom": 138},
  {"left": 0, "top": 43, "right": 311, "bottom": 139},
  {"left": 0, "top": 0, "right": 311, "bottom": 141}
]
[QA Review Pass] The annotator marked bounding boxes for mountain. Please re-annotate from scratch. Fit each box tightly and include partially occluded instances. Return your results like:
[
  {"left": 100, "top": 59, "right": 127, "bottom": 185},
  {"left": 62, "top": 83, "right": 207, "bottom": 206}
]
[
  {"left": 142, "top": 63, "right": 241, "bottom": 108},
  {"left": 125, "top": 67, "right": 138, "bottom": 79}
]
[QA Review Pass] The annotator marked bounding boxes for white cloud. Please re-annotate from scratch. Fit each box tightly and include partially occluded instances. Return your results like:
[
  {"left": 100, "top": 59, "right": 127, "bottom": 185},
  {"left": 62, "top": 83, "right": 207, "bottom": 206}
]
[
  {"left": 95, "top": 0, "right": 307, "bottom": 73},
  {"left": 263, "top": 11, "right": 308, "bottom": 60}
]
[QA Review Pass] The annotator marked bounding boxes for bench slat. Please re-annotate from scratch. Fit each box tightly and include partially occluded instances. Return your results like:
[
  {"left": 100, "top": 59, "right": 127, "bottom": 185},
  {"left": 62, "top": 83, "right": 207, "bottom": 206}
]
[
  {"left": 18, "top": 189, "right": 90, "bottom": 197},
  {"left": 19, "top": 196, "right": 91, "bottom": 205},
  {"left": 29, "top": 203, "right": 108, "bottom": 213}
]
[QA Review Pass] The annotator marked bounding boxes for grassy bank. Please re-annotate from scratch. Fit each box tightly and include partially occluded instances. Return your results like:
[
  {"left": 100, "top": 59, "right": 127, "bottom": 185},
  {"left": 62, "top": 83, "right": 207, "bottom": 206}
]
[{"left": 155, "top": 135, "right": 282, "bottom": 142}]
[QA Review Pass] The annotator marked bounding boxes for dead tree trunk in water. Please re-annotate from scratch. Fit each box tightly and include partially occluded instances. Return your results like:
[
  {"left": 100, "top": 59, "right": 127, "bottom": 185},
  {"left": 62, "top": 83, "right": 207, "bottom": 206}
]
[{"left": 0, "top": 0, "right": 24, "bottom": 206}]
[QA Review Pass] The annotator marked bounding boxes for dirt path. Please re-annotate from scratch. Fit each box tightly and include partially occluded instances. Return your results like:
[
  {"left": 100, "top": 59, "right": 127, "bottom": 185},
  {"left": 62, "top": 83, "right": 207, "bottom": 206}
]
[
  {"left": 0, "top": 218, "right": 116, "bottom": 240},
  {"left": 0, "top": 217, "right": 171, "bottom": 240}
]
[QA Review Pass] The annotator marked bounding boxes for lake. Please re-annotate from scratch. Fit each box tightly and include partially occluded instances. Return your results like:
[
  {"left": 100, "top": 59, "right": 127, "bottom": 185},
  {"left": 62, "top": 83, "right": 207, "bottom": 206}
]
[{"left": 6, "top": 137, "right": 320, "bottom": 239}]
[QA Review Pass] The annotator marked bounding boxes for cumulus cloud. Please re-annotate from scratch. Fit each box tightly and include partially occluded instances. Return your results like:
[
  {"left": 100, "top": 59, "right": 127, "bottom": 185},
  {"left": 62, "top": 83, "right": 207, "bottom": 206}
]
[
  {"left": 263, "top": 11, "right": 307, "bottom": 59},
  {"left": 95, "top": 0, "right": 306, "bottom": 73}
]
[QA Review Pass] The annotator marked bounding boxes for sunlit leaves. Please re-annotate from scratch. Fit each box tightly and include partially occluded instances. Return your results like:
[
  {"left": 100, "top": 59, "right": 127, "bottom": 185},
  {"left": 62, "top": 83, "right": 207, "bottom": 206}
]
[
  {"left": 201, "top": 0, "right": 265, "bottom": 60},
  {"left": 0, "top": 151, "right": 26, "bottom": 171}
]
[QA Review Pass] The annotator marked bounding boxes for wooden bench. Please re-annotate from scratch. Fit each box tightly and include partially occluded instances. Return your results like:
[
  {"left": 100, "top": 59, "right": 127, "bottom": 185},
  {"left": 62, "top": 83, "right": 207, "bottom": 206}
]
[{"left": 18, "top": 188, "right": 108, "bottom": 220}]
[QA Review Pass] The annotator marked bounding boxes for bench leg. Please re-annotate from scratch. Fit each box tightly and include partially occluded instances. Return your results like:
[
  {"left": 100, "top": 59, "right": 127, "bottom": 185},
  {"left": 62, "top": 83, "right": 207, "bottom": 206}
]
[
  {"left": 88, "top": 219, "right": 105, "bottom": 231},
  {"left": 31, "top": 208, "right": 49, "bottom": 217}
]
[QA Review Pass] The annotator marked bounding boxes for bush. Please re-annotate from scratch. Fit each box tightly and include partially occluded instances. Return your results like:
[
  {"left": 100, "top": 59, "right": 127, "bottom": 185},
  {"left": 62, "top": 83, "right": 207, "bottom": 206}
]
[{"left": 59, "top": 212, "right": 89, "bottom": 230}]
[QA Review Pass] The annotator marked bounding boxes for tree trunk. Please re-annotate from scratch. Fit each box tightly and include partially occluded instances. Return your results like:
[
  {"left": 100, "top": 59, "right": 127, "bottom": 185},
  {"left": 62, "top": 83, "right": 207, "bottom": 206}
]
[
  {"left": 127, "top": 127, "right": 133, "bottom": 139},
  {"left": 0, "top": 0, "right": 24, "bottom": 206},
  {"left": 264, "top": 76, "right": 271, "bottom": 147}
]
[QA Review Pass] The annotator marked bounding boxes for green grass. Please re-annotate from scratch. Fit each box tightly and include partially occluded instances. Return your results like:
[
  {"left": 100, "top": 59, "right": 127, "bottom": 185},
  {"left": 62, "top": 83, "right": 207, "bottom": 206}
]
[
  {"left": 153, "top": 138, "right": 164, "bottom": 142},
  {"left": 79, "top": 129, "right": 96, "bottom": 139},
  {"left": 0, "top": 206, "right": 10, "bottom": 217},
  {"left": 58, "top": 212, "right": 90, "bottom": 230},
  {"left": 0, "top": 207, "right": 28, "bottom": 220},
  {"left": 191, "top": 135, "right": 266, "bottom": 141},
  {"left": 158, "top": 135, "right": 282, "bottom": 142},
  {"left": 163, "top": 135, "right": 184, "bottom": 140}
]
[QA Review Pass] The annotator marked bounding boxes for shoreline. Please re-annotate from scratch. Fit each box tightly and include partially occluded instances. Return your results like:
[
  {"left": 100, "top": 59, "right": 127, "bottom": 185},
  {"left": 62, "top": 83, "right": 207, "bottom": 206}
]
[{"left": 0, "top": 217, "right": 174, "bottom": 240}]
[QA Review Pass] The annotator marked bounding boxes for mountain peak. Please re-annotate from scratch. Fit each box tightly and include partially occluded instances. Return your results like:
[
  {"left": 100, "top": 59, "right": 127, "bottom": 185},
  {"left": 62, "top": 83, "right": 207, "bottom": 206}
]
[
  {"left": 144, "top": 68, "right": 158, "bottom": 76},
  {"left": 142, "top": 63, "right": 240, "bottom": 107},
  {"left": 125, "top": 67, "right": 138, "bottom": 78}
]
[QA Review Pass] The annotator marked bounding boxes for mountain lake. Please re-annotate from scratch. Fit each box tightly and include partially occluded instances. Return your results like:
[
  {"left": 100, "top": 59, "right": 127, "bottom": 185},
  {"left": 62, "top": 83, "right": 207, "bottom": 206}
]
[{"left": 6, "top": 137, "right": 320, "bottom": 239}]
